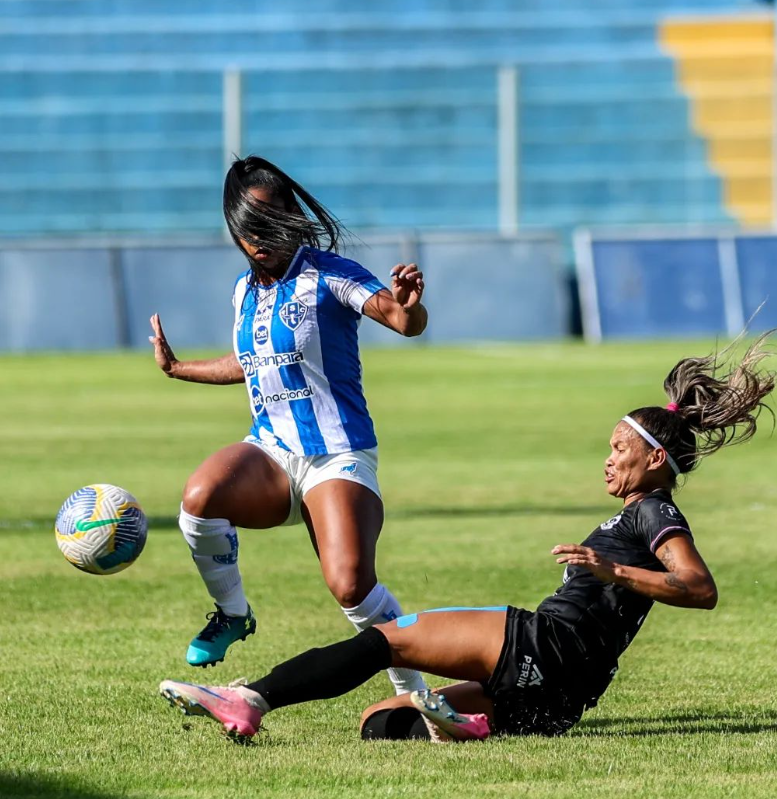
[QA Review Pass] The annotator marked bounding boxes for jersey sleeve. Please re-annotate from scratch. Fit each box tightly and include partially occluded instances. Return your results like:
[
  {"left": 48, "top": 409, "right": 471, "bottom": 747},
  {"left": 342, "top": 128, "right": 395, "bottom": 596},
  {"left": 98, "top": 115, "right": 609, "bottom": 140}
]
[
  {"left": 635, "top": 497, "right": 693, "bottom": 553},
  {"left": 320, "top": 253, "right": 387, "bottom": 313},
  {"left": 232, "top": 271, "right": 250, "bottom": 312}
]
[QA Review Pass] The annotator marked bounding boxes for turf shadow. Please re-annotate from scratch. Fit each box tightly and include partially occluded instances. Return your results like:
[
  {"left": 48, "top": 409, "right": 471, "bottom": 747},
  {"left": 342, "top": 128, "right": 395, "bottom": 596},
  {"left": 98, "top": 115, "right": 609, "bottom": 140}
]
[
  {"left": 387, "top": 504, "right": 614, "bottom": 520},
  {"left": 574, "top": 709, "right": 777, "bottom": 737},
  {"left": 2, "top": 504, "right": 616, "bottom": 531},
  {"left": 0, "top": 773, "right": 123, "bottom": 799}
]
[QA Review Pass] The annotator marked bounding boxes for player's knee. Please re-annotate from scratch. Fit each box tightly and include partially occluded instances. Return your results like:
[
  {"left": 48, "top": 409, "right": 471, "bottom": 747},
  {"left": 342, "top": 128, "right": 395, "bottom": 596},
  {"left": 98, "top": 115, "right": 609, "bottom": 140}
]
[
  {"left": 327, "top": 572, "right": 372, "bottom": 607},
  {"left": 181, "top": 474, "right": 228, "bottom": 519},
  {"left": 374, "top": 621, "right": 404, "bottom": 658}
]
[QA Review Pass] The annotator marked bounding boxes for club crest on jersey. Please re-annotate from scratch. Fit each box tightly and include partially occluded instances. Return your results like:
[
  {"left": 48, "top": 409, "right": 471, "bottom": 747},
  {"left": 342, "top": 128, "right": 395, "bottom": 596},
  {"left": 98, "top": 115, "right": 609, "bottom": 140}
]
[
  {"left": 659, "top": 503, "right": 680, "bottom": 520},
  {"left": 600, "top": 514, "right": 622, "bottom": 531},
  {"left": 279, "top": 299, "right": 308, "bottom": 331}
]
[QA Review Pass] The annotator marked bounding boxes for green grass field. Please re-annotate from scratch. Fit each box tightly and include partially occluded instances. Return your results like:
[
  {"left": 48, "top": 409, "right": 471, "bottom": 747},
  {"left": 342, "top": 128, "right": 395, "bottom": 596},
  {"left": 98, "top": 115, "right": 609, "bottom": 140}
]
[{"left": 2, "top": 342, "right": 777, "bottom": 799}]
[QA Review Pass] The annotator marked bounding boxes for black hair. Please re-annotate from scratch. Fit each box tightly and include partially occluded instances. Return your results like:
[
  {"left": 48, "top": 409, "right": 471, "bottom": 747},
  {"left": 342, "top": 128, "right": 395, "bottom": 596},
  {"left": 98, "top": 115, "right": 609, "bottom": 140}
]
[
  {"left": 223, "top": 155, "right": 343, "bottom": 282},
  {"left": 628, "top": 332, "right": 775, "bottom": 482}
]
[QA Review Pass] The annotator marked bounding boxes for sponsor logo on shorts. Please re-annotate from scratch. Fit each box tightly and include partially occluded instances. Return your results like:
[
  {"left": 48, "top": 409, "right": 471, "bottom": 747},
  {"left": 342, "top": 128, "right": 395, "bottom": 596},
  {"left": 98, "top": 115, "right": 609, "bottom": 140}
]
[
  {"left": 339, "top": 463, "right": 357, "bottom": 475},
  {"left": 239, "top": 350, "right": 305, "bottom": 375},
  {"left": 600, "top": 514, "right": 622, "bottom": 531},
  {"left": 279, "top": 299, "right": 308, "bottom": 331},
  {"left": 517, "top": 655, "right": 544, "bottom": 689}
]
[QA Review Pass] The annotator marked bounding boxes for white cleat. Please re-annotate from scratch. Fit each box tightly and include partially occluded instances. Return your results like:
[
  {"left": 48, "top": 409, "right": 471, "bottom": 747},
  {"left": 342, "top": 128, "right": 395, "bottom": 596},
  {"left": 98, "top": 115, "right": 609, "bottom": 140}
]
[{"left": 410, "top": 689, "right": 491, "bottom": 742}]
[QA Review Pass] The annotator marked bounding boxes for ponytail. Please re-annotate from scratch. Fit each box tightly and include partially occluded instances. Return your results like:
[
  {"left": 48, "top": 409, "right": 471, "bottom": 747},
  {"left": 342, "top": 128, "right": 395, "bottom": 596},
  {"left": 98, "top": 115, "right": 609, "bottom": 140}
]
[{"left": 628, "top": 332, "right": 775, "bottom": 478}]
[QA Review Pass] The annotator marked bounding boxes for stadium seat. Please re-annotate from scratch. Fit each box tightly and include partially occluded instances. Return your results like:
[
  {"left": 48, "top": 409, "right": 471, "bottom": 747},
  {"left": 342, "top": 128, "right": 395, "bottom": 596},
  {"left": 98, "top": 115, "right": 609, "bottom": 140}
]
[{"left": 0, "top": 0, "right": 765, "bottom": 235}]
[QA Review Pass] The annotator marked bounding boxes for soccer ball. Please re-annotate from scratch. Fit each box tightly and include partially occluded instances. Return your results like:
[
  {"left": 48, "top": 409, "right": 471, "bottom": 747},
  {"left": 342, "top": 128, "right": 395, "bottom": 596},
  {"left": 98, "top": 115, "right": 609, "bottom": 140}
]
[{"left": 55, "top": 484, "right": 148, "bottom": 575}]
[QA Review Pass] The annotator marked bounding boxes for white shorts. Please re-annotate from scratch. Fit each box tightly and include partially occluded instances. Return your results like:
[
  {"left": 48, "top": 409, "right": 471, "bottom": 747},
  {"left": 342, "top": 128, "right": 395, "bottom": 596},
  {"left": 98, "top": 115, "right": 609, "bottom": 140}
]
[{"left": 243, "top": 436, "right": 381, "bottom": 526}]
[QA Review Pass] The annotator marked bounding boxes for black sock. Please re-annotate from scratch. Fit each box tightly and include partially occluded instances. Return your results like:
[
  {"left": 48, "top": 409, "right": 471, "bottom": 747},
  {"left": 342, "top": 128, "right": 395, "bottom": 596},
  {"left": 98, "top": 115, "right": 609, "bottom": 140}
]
[
  {"left": 247, "top": 626, "right": 392, "bottom": 710},
  {"left": 361, "top": 707, "right": 431, "bottom": 740}
]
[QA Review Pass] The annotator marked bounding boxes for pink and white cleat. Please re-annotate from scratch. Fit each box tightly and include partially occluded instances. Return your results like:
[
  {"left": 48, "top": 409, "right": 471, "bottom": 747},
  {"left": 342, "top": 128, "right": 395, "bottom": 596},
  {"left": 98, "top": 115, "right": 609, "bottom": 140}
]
[
  {"left": 410, "top": 689, "right": 491, "bottom": 742},
  {"left": 159, "top": 678, "right": 264, "bottom": 740}
]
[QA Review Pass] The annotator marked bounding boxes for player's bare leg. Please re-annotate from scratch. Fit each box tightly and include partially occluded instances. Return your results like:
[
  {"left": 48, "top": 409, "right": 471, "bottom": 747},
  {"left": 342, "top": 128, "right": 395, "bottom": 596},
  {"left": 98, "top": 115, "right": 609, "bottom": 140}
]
[
  {"left": 302, "top": 479, "right": 426, "bottom": 694},
  {"left": 301, "top": 479, "right": 381, "bottom": 607},
  {"left": 182, "top": 442, "right": 291, "bottom": 527},
  {"left": 160, "top": 609, "right": 506, "bottom": 740},
  {"left": 380, "top": 610, "right": 506, "bottom": 679},
  {"left": 178, "top": 443, "right": 292, "bottom": 666}
]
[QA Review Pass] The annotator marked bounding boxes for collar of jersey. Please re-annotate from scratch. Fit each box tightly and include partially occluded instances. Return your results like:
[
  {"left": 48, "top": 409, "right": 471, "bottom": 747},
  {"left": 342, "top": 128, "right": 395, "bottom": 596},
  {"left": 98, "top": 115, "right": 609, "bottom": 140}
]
[{"left": 251, "top": 245, "right": 306, "bottom": 290}]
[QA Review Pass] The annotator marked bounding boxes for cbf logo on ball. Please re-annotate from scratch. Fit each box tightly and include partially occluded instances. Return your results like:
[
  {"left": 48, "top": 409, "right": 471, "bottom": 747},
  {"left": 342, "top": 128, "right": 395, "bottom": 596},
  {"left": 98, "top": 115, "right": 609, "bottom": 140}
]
[{"left": 279, "top": 299, "right": 308, "bottom": 331}]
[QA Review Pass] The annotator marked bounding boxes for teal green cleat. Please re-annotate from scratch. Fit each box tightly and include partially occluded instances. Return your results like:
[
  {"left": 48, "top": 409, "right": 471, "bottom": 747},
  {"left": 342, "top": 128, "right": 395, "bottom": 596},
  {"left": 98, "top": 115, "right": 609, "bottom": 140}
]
[{"left": 186, "top": 605, "right": 257, "bottom": 668}]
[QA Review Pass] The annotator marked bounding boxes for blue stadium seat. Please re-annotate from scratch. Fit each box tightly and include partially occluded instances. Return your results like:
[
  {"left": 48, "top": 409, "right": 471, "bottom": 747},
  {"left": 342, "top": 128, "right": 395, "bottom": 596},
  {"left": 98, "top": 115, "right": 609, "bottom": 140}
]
[
  {"left": 0, "top": 0, "right": 757, "bottom": 236},
  {"left": 0, "top": 0, "right": 762, "bottom": 17}
]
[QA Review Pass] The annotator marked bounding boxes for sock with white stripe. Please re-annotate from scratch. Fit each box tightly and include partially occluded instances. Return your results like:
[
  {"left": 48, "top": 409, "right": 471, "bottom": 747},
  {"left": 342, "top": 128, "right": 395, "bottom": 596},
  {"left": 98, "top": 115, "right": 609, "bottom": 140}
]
[
  {"left": 341, "top": 582, "right": 427, "bottom": 695},
  {"left": 178, "top": 508, "right": 250, "bottom": 618}
]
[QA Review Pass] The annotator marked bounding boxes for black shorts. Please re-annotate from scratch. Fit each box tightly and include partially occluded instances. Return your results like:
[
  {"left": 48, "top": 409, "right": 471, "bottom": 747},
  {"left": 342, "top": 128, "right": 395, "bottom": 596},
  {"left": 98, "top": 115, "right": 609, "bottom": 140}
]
[{"left": 482, "top": 606, "right": 586, "bottom": 737}]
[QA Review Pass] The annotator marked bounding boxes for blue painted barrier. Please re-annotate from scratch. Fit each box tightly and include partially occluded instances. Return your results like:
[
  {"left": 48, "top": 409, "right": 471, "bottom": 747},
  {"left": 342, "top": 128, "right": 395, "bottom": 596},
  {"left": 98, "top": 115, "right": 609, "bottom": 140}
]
[
  {"left": 0, "top": 233, "right": 566, "bottom": 351},
  {"left": 576, "top": 231, "right": 777, "bottom": 341}
]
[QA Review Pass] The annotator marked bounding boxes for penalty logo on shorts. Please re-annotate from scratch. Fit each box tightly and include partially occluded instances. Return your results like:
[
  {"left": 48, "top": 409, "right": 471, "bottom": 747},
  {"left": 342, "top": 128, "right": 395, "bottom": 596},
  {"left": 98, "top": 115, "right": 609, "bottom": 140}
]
[{"left": 279, "top": 300, "right": 308, "bottom": 331}]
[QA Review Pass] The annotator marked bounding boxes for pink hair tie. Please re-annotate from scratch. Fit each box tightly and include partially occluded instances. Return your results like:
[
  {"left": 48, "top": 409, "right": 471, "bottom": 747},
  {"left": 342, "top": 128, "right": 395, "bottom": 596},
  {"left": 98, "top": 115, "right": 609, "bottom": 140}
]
[{"left": 666, "top": 402, "right": 679, "bottom": 412}]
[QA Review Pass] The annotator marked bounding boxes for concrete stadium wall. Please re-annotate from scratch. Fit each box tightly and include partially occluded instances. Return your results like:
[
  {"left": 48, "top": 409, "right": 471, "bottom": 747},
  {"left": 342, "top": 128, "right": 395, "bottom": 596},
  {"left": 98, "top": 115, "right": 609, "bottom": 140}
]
[{"left": 0, "top": 233, "right": 568, "bottom": 351}]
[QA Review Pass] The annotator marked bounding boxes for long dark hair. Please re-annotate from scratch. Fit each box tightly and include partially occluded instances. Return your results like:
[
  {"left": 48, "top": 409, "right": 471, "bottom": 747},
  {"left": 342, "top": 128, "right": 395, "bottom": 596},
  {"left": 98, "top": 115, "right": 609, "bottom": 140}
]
[
  {"left": 628, "top": 332, "right": 775, "bottom": 480},
  {"left": 223, "top": 155, "right": 343, "bottom": 279}
]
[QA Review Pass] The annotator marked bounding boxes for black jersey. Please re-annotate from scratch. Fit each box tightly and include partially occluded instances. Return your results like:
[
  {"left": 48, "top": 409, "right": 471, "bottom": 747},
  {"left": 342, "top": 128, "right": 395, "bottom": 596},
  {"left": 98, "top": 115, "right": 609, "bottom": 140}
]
[{"left": 536, "top": 489, "right": 693, "bottom": 701}]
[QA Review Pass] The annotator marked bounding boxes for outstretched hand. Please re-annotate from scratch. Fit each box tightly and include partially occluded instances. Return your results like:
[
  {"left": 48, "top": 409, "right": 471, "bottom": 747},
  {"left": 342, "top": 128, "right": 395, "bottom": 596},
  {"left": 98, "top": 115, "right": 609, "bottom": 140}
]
[
  {"left": 390, "top": 263, "right": 425, "bottom": 310},
  {"left": 552, "top": 544, "right": 619, "bottom": 583},
  {"left": 149, "top": 313, "right": 178, "bottom": 377}
]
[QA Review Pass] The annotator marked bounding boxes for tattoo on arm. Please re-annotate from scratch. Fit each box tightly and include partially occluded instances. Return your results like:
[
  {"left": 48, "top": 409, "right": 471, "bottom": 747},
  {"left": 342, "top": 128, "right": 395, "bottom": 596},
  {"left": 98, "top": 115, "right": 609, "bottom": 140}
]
[
  {"left": 658, "top": 543, "right": 676, "bottom": 571},
  {"left": 622, "top": 576, "right": 640, "bottom": 592},
  {"left": 658, "top": 543, "right": 689, "bottom": 593},
  {"left": 665, "top": 572, "right": 688, "bottom": 593}
]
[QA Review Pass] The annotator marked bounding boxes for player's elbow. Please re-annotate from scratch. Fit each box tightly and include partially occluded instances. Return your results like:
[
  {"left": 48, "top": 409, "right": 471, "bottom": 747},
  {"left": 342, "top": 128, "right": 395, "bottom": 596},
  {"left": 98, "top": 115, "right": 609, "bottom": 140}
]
[
  {"left": 695, "top": 579, "right": 718, "bottom": 610},
  {"left": 400, "top": 323, "right": 425, "bottom": 338}
]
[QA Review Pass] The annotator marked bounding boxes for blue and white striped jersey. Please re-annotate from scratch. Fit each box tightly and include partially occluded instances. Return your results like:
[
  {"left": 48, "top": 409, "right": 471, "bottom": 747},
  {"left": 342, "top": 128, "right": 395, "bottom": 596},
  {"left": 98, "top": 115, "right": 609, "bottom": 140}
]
[{"left": 232, "top": 246, "right": 387, "bottom": 456}]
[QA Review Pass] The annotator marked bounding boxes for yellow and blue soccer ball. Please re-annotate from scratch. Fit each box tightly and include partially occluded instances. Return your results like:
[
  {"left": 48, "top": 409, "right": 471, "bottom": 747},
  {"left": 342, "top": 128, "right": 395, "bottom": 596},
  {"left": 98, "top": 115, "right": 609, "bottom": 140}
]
[{"left": 55, "top": 484, "right": 148, "bottom": 575}]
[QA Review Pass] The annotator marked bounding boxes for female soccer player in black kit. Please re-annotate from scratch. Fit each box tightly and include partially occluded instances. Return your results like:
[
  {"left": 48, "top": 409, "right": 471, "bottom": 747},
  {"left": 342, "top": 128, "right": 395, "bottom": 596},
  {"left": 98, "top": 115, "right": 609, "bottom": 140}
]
[{"left": 160, "top": 336, "right": 775, "bottom": 742}]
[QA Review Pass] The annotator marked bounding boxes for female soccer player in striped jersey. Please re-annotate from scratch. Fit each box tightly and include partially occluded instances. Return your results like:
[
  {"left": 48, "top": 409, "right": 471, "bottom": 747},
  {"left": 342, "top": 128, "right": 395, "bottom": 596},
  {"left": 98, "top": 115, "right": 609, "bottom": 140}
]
[
  {"left": 150, "top": 156, "right": 427, "bottom": 695},
  {"left": 160, "top": 336, "right": 774, "bottom": 741}
]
